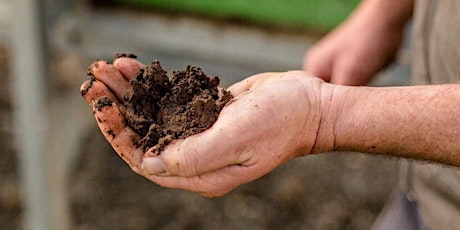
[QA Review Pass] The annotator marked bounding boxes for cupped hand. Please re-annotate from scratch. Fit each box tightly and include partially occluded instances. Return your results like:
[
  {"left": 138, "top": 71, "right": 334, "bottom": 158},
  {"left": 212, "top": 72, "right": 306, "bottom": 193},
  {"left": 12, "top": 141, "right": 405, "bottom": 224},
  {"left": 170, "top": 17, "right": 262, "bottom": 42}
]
[
  {"left": 81, "top": 57, "right": 336, "bottom": 197},
  {"left": 142, "top": 71, "right": 336, "bottom": 197}
]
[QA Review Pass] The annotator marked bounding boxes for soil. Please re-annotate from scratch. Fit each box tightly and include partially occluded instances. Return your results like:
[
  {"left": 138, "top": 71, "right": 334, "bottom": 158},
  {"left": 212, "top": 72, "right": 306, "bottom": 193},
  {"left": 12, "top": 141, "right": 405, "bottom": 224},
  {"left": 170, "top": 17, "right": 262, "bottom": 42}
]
[{"left": 122, "top": 58, "right": 232, "bottom": 153}]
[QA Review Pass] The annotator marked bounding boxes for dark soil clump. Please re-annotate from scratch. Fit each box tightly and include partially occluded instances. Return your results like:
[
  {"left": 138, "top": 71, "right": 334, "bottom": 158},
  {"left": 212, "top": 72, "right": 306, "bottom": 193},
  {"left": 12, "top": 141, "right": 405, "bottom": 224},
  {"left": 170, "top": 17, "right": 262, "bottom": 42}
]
[
  {"left": 95, "top": 96, "right": 114, "bottom": 111},
  {"left": 123, "top": 60, "right": 233, "bottom": 153}
]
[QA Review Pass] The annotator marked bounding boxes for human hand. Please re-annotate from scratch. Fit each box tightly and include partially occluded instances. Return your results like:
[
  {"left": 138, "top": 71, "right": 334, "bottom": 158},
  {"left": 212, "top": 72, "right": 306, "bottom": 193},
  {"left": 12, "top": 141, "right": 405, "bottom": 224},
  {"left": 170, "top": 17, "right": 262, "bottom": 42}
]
[
  {"left": 303, "top": 2, "right": 406, "bottom": 86},
  {"left": 141, "top": 71, "right": 338, "bottom": 197},
  {"left": 81, "top": 57, "right": 339, "bottom": 197}
]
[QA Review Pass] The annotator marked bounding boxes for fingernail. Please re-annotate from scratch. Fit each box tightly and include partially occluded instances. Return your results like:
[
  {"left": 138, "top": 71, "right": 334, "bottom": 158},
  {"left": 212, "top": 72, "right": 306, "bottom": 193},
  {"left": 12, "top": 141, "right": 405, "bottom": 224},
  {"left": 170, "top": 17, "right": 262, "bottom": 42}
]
[
  {"left": 141, "top": 157, "right": 167, "bottom": 175},
  {"left": 80, "top": 79, "right": 95, "bottom": 97}
]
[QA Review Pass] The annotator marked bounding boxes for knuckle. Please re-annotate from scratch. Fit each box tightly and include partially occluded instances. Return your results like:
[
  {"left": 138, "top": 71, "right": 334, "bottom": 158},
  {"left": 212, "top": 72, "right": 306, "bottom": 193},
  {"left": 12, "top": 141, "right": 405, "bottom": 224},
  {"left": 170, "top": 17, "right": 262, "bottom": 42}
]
[
  {"left": 163, "top": 151, "right": 195, "bottom": 177},
  {"left": 162, "top": 140, "right": 199, "bottom": 177}
]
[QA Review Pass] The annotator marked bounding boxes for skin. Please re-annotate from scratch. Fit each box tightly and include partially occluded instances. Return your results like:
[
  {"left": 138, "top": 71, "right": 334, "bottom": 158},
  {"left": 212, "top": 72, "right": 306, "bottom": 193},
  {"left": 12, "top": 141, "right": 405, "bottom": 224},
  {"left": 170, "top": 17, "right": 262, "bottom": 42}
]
[{"left": 304, "top": 0, "right": 414, "bottom": 85}]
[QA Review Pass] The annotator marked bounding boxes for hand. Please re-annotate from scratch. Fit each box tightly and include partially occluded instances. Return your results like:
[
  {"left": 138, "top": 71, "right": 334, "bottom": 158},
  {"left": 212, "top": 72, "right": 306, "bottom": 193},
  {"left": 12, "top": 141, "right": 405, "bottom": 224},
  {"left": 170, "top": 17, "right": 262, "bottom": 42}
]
[
  {"left": 141, "top": 71, "right": 334, "bottom": 197},
  {"left": 81, "top": 58, "right": 338, "bottom": 197},
  {"left": 303, "top": 1, "right": 407, "bottom": 86}
]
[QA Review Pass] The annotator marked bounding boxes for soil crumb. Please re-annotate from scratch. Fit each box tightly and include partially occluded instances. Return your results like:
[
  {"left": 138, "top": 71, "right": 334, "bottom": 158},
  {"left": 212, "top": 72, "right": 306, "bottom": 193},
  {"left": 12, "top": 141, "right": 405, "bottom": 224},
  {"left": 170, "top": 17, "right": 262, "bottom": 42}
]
[
  {"left": 123, "top": 59, "right": 233, "bottom": 153},
  {"left": 95, "top": 96, "right": 114, "bottom": 111}
]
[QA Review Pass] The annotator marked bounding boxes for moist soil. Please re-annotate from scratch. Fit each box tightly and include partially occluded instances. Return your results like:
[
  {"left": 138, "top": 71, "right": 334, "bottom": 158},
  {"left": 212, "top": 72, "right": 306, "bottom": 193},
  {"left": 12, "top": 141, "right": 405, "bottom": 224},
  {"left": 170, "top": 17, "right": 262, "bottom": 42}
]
[{"left": 122, "top": 58, "right": 232, "bottom": 153}]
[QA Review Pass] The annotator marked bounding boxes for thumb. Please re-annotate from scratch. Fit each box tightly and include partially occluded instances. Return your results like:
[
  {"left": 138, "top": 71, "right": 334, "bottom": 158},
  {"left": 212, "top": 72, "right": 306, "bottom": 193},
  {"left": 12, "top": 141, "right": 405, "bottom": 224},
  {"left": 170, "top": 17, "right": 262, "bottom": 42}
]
[
  {"left": 330, "top": 60, "right": 374, "bottom": 86},
  {"left": 141, "top": 120, "right": 241, "bottom": 177},
  {"left": 303, "top": 50, "right": 332, "bottom": 82}
]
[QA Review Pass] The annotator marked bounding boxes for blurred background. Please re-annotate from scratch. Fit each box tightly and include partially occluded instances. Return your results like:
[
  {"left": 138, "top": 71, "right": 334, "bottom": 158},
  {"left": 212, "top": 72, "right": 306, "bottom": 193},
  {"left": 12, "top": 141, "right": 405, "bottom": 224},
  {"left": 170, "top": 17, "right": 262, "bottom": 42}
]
[{"left": 0, "top": 0, "right": 412, "bottom": 229}]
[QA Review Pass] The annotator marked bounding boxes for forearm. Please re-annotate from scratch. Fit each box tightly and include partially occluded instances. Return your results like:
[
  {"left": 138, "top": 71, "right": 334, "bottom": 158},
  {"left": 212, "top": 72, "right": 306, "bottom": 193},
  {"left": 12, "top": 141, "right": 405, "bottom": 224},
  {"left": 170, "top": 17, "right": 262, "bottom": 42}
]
[{"left": 334, "top": 84, "right": 460, "bottom": 166}]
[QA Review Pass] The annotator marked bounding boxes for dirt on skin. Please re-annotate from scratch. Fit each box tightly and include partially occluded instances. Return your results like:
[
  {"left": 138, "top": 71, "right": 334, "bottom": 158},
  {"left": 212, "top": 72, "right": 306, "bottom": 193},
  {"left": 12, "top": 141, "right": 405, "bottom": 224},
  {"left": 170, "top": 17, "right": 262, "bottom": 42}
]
[{"left": 121, "top": 56, "right": 233, "bottom": 153}]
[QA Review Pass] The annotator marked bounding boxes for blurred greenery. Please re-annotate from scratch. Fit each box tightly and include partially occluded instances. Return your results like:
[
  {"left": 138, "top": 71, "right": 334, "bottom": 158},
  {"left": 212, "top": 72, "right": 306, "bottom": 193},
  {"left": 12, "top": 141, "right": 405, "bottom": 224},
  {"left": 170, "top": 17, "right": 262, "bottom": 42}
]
[{"left": 114, "top": 0, "right": 360, "bottom": 32}]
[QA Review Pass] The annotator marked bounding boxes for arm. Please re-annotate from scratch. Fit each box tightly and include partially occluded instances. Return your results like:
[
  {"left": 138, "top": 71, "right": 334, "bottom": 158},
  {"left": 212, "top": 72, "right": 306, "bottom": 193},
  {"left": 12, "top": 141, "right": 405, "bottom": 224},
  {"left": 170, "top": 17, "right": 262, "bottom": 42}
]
[
  {"left": 327, "top": 84, "right": 460, "bottom": 165},
  {"left": 82, "top": 58, "right": 460, "bottom": 197},
  {"left": 304, "top": 0, "right": 414, "bottom": 85}
]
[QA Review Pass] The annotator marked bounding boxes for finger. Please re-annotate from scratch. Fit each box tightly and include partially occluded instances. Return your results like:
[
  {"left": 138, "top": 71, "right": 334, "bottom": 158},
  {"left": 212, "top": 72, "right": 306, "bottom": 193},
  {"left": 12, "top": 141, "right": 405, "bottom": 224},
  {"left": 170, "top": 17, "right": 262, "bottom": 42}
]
[
  {"left": 146, "top": 166, "right": 244, "bottom": 197},
  {"left": 303, "top": 50, "right": 332, "bottom": 82},
  {"left": 113, "top": 56, "right": 146, "bottom": 81},
  {"left": 89, "top": 60, "right": 131, "bottom": 101},
  {"left": 80, "top": 79, "right": 118, "bottom": 105},
  {"left": 332, "top": 72, "right": 368, "bottom": 86},
  {"left": 331, "top": 59, "right": 373, "bottom": 86},
  {"left": 141, "top": 125, "right": 241, "bottom": 178},
  {"left": 92, "top": 96, "right": 144, "bottom": 174},
  {"left": 144, "top": 164, "right": 252, "bottom": 197}
]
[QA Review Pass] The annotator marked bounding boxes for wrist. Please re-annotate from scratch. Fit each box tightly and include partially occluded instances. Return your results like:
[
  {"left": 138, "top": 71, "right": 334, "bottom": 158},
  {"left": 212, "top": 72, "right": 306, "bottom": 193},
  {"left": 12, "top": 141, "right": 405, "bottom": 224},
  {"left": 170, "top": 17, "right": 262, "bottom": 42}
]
[{"left": 310, "top": 83, "right": 356, "bottom": 154}]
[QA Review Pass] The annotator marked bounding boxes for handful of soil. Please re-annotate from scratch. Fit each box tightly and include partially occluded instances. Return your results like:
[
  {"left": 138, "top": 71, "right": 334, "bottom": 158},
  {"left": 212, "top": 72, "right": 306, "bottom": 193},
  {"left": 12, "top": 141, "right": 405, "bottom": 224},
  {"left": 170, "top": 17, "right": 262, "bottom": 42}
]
[{"left": 123, "top": 59, "right": 233, "bottom": 154}]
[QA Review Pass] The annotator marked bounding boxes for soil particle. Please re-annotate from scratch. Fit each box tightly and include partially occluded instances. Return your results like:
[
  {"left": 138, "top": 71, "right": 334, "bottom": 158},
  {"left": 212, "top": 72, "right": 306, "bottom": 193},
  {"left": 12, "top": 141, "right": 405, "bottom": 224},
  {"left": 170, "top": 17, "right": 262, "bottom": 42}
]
[
  {"left": 94, "top": 96, "right": 114, "bottom": 111},
  {"left": 123, "top": 60, "right": 233, "bottom": 153},
  {"left": 114, "top": 53, "right": 137, "bottom": 59},
  {"left": 107, "top": 129, "right": 116, "bottom": 139}
]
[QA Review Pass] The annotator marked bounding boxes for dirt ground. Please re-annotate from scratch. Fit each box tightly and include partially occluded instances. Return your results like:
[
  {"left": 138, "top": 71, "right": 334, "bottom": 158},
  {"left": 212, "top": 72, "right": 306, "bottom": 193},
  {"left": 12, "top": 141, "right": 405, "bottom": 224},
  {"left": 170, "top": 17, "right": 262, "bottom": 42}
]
[{"left": 1, "top": 39, "right": 399, "bottom": 229}]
